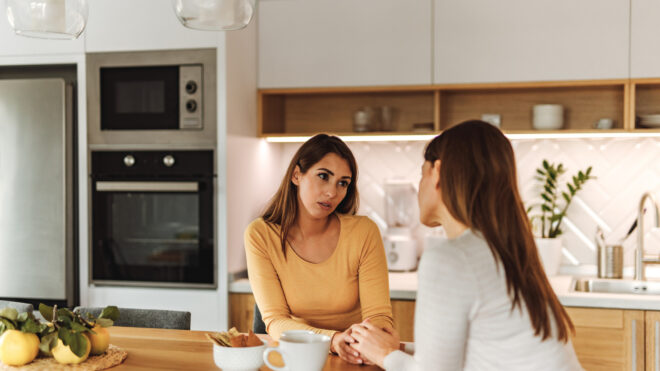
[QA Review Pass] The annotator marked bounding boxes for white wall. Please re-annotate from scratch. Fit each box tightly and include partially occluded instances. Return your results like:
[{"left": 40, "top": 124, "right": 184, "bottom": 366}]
[
  {"left": 84, "top": 0, "right": 217, "bottom": 52},
  {"left": 225, "top": 16, "right": 282, "bottom": 274}
]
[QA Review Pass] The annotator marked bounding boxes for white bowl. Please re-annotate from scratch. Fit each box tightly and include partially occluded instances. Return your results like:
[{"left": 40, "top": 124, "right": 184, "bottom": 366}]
[{"left": 213, "top": 339, "right": 267, "bottom": 371}]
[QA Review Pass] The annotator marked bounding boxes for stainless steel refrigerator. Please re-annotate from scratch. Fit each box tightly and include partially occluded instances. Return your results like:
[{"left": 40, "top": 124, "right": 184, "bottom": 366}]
[{"left": 0, "top": 78, "right": 76, "bottom": 308}]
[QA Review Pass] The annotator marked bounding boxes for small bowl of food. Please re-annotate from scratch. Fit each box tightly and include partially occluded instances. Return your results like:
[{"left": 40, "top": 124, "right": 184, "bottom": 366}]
[{"left": 207, "top": 328, "right": 267, "bottom": 371}]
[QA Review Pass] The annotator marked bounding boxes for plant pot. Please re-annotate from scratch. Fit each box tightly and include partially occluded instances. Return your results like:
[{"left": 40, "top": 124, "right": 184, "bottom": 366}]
[{"left": 534, "top": 237, "right": 563, "bottom": 276}]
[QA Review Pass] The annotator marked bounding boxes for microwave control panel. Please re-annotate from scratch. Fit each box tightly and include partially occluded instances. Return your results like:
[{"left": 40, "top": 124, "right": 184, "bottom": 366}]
[{"left": 180, "top": 65, "right": 203, "bottom": 130}]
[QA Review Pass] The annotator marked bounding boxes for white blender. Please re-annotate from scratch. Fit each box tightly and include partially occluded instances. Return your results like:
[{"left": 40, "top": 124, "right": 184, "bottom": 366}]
[{"left": 383, "top": 180, "right": 418, "bottom": 271}]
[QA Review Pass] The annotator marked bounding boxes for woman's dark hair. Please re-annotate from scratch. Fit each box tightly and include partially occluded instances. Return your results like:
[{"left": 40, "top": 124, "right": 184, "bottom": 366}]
[
  {"left": 424, "top": 120, "right": 574, "bottom": 342},
  {"left": 262, "top": 134, "right": 359, "bottom": 255}
]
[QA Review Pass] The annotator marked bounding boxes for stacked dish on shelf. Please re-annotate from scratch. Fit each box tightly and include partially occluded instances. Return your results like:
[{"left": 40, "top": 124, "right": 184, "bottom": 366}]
[{"left": 638, "top": 114, "right": 660, "bottom": 128}]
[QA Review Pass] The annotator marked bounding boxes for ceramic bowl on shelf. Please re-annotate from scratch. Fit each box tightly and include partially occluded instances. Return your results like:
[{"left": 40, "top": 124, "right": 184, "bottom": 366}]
[
  {"left": 639, "top": 114, "right": 660, "bottom": 128},
  {"left": 532, "top": 104, "right": 564, "bottom": 130},
  {"left": 212, "top": 338, "right": 267, "bottom": 371},
  {"left": 593, "top": 118, "right": 614, "bottom": 130}
]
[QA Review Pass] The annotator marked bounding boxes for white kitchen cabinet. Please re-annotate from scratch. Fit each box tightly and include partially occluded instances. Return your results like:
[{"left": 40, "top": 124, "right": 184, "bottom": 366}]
[
  {"left": 258, "top": 0, "right": 432, "bottom": 88},
  {"left": 0, "top": 9, "right": 84, "bottom": 57},
  {"left": 434, "top": 0, "right": 629, "bottom": 84},
  {"left": 85, "top": 0, "right": 218, "bottom": 52},
  {"left": 631, "top": 0, "right": 660, "bottom": 78}
]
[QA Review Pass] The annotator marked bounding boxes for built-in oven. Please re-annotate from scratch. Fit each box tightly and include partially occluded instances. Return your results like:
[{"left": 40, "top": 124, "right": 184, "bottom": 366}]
[{"left": 90, "top": 150, "right": 215, "bottom": 288}]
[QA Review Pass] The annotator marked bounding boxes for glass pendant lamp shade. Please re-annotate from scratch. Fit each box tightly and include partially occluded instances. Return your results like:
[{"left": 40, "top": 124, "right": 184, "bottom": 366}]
[
  {"left": 172, "top": 0, "right": 256, "bottom": 31},
  {"left": 6, "top": 0, "right": 88, "bottom": 39}
]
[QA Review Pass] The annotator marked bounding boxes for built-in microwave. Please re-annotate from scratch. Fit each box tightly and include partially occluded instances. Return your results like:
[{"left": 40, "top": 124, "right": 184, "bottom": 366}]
[
  {"left": 87, "top": 48, "right": 217, "bottom": 147},
  {"left": 100, "top": 64, "right": 203, "bottom": 130}
]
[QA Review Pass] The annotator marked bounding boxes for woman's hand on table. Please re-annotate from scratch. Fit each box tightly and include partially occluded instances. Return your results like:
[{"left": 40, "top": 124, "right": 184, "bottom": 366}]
[
  {"left": 330, "top": 326, "right": 364, "bottom": 364},
  {"left": 349, "top": 320, "right": 400, "bottom": 368}
]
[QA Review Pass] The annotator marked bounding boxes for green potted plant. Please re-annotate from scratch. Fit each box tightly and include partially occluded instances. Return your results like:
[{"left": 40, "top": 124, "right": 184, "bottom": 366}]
[{"left": 527, "top": 160, "right": 594, "bottom": 275}]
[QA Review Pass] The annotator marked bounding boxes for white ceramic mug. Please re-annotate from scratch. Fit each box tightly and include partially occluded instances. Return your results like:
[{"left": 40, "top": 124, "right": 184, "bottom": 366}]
[
  {"left": 594, "top": 118, "right": 614, "bottom": 129},
  {"left": 263, "top": 330, "right": 331, "bottom": 371},
  {"left": 532, "top": 104, "right": 564, "bottom": 130}
]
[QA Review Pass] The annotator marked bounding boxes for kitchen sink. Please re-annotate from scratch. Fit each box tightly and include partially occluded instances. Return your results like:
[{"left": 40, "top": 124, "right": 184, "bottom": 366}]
[{"left": 572, "top": 278, "right": 660, "bottom": 295}]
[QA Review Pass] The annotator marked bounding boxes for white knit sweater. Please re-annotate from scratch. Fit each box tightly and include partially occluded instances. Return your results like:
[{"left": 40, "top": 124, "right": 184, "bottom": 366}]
[{"left": 384, "top": 230, "right": 583, "bottom": 371}]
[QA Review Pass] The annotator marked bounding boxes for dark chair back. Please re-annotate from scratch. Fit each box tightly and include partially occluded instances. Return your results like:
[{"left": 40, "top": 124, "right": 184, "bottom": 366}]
[
  {"left": 74, "top": 307, "right": 191, "bottom": 330},
  {"left": 0, "top": 300, "right": 33, "bottom": 314},
  {"left": 252, "top": 304, "right": 266, "bottom": 334}
]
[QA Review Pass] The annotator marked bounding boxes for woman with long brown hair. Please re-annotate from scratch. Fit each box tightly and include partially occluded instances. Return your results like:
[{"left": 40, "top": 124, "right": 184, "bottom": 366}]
[
  {"left": 244, "top": 134, "right": 393, "bottom": 364},
  {"left": 348, "top": 121, "right": 582, "bottom": 370}
]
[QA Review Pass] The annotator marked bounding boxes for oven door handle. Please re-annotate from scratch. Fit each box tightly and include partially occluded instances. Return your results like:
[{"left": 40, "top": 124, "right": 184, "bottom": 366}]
[{"left": 95, "top": 181, "right": 199, "bottom": 192}]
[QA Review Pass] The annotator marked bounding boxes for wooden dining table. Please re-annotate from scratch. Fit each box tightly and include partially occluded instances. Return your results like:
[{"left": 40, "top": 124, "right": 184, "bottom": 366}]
[{"left": 108, "top": 326, "right": 381, "bottom": 370}]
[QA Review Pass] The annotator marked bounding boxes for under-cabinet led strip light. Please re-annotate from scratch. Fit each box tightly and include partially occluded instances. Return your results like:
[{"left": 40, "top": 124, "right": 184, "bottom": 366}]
[
  {"left": 266, "top": 135, "right": 434, "bottom": 142},
  {"left": 265, "top": 132, "right": 660, "bottom": 143}
]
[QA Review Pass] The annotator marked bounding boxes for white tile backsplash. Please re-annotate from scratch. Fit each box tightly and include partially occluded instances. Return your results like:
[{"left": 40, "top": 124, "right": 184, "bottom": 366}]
[{"left": 281, "top": 138, "right": 660, "bottom": 269}]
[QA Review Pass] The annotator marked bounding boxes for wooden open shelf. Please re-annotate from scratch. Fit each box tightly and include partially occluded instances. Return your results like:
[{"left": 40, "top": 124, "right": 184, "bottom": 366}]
[
  {"left": 438, "top": 85, "right": 625, "bottom": 131},
  {"left": 258, "top": 79, "right": 635, "bottom": 138},
  {"left": 631, "top": 78, "right": 660, "bottom": 131},
  {"left": 259, "top": 87, "right": 436, "bottom": 135}
]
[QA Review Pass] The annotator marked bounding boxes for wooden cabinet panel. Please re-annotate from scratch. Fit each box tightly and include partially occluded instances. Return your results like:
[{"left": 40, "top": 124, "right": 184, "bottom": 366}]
[
  {"left": 229, "top": 293, "right": 256, "bottom": 333},
  {"left": 229, "top": 293, "right": 416, "bottom": 341},
  {"left": 646, "top": 311, "right": 660, "bottom": 371},
  {"left": 566, "top": 307, "right": 644, "bottom": 371},
  {"left": 434, "top": 0, "right": 629, "bottom": 84},
  {"left": 392, "top": 300, "right": 415, "bottom": 342},
  {"left": 626, "top": 311, "right": 645, "bottom": 371},
  {"left": 258, "top": 0, "right": 432, "bottom": 88},
  {"left": 568, "top": 307, "right": 624, "bottom": 329}
]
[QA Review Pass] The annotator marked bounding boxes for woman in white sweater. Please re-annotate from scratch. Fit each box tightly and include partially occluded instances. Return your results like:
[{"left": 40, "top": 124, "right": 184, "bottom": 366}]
[{"left": 349, "top": 120, "right": 583, "bottom": 370}]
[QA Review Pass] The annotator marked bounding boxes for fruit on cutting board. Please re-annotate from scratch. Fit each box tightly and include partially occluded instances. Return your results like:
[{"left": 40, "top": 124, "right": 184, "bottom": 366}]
[
  {"left": 52, "top": 334, "right": 91, "bottom": 364},
  {"left": 88, "top": 324, "right": 110, "bottom": 355},
  {"left": 0, "top": 329, "right": 40, "bottom": 366}
]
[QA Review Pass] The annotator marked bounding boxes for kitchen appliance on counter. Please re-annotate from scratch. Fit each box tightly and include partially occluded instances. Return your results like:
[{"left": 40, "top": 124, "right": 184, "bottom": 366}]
[
  {"left": 0, "top": 73, "right": 77, "bottom": 307},
  {"left": 90, "top": 150, "right": 215, "bottom": 288},
  {"left": 86, "top": 48, "right": 217, "bottom": 147},
  {"left": 595, "top": 227, "right": 623, "bottom": 279},
  {"left": 383, "top": 180, "right": 418, "bottom": 271}
]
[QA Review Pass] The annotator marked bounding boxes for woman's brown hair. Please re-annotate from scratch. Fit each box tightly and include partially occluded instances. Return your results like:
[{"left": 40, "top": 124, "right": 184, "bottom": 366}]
[
  {"left": 424, "top": 120, "right": 574, "bottom": 342},
  {"left": 262, "top": 134, "right": 359, "bottom": 255}
]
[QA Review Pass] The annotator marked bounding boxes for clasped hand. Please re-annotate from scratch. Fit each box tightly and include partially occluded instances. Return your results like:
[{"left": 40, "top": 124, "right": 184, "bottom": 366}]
[{"left": 331, "top": 320, "right": 400, "bottom": 368}]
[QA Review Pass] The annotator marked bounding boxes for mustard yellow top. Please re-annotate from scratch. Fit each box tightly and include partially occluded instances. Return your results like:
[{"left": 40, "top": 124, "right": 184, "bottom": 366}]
[{"left": 244, "top": 214, "right": 393, "bottom": 340}]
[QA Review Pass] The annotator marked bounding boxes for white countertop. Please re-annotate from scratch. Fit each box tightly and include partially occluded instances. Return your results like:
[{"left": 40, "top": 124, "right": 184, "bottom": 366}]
[
  {"left": 550, "top": 275, "right": 660, "bottom": 311},
  {"left": 230, "top": 273, "right": 660, "bottom": 310},
  {"left": 229, "top": 272, "right": 418, "bottom": 300}
]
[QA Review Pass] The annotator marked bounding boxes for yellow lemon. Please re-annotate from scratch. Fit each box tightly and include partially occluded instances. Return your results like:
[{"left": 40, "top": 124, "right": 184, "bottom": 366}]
[
  {"left": 88, "top": 325, "right": 110, "bottom": 355},
  {"left": 0, "top": 329, "right": 39, "bottom": 366},
  {"left": 52, "top": 334, "right": 91, "bottom": 364}
]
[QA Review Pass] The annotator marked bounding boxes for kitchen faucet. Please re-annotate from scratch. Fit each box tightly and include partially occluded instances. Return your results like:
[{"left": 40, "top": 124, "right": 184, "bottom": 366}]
[{"left": 634, "top": 192, "right": 660, "bottom": 281}]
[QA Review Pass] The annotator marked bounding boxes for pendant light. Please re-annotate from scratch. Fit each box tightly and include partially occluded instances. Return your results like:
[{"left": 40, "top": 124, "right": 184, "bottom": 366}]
[
  {"left": 5, "top": 0, "right": 88, "bottom": 39},
  {"left": 172, "top": 0, "right": 256, "bottom": 31}
]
